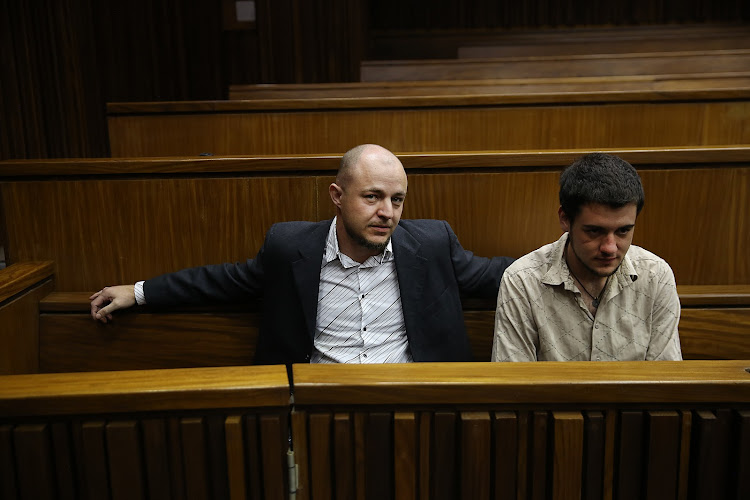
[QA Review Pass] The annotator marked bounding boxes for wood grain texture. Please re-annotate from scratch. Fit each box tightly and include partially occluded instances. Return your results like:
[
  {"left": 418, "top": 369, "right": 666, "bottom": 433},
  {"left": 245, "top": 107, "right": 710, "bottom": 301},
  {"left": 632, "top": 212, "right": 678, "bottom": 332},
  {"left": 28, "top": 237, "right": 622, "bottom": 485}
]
[
  {"left": 360, "top": 49, "right": 750, "bottom": 81},
  {"left": 13, "top": 424, "right": 56, "bottom": 500},
  {"left": 291, "top": 361, "right": 750, "bottom": 405},
  {"left": 106, "top": 420, "right": 146, "bottom": 500},
  {"left": 644, "top": 411, "right": 681, "bottom": 500},
  {"left": 393, "top": 412, "right": 417, "bottom": 500},
  {"left": 459, "top": 412, "right": 491, "bottom": 499},
  {"left": 0, "top": 279, "right": 54, "bottom": 375},
  {"left": 0, "top": 261, "right": 53, "bottom": 303},
  {"left": 225, "top": 415, "right": 247, "bottom": 500},
  {"left": 39, "top": 312, "right": 260, "bottom": 372},
  {"left": 551, "top": 412, "right": 584, "bottom": 500},
  {"left": 106, "top": 100, "right": 750, "bottom": 156},
  {"left": 0, "top": 365, "right": 290, "bottom": 416}
]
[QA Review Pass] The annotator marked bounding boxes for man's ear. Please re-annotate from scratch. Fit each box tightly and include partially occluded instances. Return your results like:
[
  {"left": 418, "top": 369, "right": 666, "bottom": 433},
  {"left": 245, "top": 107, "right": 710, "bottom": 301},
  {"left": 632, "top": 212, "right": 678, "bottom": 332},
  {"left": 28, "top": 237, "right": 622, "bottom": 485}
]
[
  {"left": 558, "top": 206, "right": 571, "bottom": 232},
  {"left": 329, "top": 183, "right": 343, "bottom": 208}
]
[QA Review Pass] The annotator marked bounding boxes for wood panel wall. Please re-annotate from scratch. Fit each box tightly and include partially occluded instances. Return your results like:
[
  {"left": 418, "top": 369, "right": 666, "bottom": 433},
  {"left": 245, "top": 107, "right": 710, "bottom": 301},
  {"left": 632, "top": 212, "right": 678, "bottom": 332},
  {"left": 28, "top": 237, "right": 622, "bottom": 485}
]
[
  {"left": 2, "top": 0, "right": 747, "bottom": 160},
  {"left": 1, "top": 148, "right": 748, "bottom": 290}
]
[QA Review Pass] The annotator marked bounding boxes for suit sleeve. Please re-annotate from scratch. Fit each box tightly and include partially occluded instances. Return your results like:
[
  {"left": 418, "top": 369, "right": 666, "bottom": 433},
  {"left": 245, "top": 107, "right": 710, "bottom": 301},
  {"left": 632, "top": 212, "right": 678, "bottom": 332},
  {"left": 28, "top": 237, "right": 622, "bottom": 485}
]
[
  {"left": 143, "top": 226, "right": 272, "bottom": 307},
  {"left": 445, "top": 221, "right": 515, "bottom": 299}
]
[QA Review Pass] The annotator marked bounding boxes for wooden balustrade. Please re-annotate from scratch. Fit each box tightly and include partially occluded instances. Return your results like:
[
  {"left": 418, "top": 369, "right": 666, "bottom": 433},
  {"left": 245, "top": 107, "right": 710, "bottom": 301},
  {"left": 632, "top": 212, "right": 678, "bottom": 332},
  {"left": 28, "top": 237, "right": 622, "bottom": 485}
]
[
  {"left": 291, "top": 361, "right": 750, "bottom": 500},
  {"left": 1, "top": 361, "right": 748, "bottom": 499}
]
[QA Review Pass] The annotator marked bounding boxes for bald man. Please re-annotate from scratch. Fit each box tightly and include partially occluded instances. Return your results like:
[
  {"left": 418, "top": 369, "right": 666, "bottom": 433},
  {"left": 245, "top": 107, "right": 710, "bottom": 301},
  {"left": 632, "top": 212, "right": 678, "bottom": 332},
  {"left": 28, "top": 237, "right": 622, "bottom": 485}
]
[{"left": 90, "top": 144, "right": 513, "bottom": 364}]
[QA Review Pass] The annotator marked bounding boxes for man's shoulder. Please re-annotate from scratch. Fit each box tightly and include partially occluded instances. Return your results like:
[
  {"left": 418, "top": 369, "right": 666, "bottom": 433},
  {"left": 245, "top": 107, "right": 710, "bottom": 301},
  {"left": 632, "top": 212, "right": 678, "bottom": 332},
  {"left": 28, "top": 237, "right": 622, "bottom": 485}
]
[
  {"left": 505, "top": 239, "right": 561, "bottom": 279},
  {"left": 396, "top": 219, "right": 450, "bottom": 240},
  {"left": 267, "top": 220, "right": 330, "bottom": 236},
  {"left": 624, "top": 244, "right": 675, "bottom": 283}
]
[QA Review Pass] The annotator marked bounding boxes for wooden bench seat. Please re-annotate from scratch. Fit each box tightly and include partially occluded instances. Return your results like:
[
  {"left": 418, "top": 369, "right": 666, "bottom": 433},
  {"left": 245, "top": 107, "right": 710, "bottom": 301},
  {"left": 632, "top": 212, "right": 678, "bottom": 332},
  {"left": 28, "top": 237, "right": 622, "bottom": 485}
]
[
  {"left": 369, "top": 22, "right": 750, "bottom": 59},
  {"left": 360, "top": 48, "right": 750, "bottom": 82},
  {"left": 229, "top": 72, "right": 750, "bottom": 100}
]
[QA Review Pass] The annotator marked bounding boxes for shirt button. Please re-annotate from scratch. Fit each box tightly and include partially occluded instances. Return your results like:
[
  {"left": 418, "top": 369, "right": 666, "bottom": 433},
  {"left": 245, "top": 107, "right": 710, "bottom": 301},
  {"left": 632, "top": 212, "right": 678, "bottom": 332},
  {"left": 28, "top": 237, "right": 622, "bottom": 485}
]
[
  {"left": 595, "top": 356, "right": 601, "bottom": 361},
  {"left": 363, "top": 353, "right": 368, "bottom": 358},
  {"left": 594, "top": 323, "right": 599, "bottom": 329},
  {"left": 363, "top": 326, "right": 367, "bottom": 331}
]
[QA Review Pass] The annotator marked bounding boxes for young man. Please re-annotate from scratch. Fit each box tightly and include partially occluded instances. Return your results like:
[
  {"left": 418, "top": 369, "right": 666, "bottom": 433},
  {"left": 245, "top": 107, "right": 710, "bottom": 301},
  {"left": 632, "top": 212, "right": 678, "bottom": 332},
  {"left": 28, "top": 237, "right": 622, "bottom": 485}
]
[
  {"left": 492, "top": 153, "right": 682, "bottom": 362},
  {"left": 91, "top": 144, "right": 514, "bottom": 364}
]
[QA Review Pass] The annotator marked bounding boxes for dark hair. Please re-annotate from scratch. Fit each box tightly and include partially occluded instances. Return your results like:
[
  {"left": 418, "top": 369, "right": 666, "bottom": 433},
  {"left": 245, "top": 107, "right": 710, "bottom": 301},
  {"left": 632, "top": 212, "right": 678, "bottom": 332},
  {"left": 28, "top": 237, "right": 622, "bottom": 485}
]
[{"left": 559, "top": 152, "right": 644, "bottom": 222}]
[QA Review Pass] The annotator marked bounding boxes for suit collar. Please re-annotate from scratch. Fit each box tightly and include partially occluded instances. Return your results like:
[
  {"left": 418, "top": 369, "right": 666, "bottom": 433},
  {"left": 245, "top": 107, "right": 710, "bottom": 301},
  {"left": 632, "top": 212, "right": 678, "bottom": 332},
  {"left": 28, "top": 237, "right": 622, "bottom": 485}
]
[{"left": 292, "top": 220, "right": 331, "bottom": 340}]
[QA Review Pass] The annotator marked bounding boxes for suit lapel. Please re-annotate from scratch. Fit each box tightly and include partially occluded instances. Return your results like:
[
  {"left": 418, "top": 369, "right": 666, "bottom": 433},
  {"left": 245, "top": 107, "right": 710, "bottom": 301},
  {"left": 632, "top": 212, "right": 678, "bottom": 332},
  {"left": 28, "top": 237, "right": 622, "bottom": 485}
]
[
  {"left": 292, "top": 221, "right": 330, "bottom": 341},
  {"left": 392, "top": 225, "right": 428, "bottom": 338}
]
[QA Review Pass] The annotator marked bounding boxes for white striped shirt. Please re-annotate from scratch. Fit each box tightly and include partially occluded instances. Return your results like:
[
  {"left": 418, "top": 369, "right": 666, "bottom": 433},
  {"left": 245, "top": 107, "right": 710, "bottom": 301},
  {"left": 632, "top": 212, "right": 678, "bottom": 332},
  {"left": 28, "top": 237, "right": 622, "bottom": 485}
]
[{"left": 311, "top": 218, "right": 411, "bottom": 364}]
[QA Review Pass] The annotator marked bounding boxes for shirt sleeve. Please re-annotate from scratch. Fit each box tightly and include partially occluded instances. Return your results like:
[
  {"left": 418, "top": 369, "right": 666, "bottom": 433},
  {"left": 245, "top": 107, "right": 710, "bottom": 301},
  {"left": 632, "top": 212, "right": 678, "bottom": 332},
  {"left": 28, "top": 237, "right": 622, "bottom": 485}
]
[
  {"left": 645, "top": 262, "right": 683, "bottom": 360},
  {"left": 134, "top": 281, "right": 146, "bottom": 305},
  {"left": 492, "top": 271, "right": 539, "bottom": 362}
]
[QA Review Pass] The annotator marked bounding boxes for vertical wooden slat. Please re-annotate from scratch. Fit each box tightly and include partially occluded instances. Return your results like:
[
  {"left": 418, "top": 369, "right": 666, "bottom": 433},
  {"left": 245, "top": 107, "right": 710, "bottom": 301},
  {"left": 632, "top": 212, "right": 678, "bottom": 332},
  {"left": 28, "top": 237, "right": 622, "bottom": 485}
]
[
  {"left": 206, "top": 415, "right": 230, "bottom": 499},
  {"left": 493, "top": 411, "right": 518, "bottom": 500},
  {"left": 528, "top": 411, "right": 548, "bottom": 500},
  {"left": 51, "top": 422, "right": 77, "bottom": 500},
  {"left": 418, "top": 412, "right": 431, "bottom": 500},
  {"left": 615, "top": 411, "right": 644, "bottom": 499},
  {"left": 551, "top": 411, "right": 584, "bottom": 500},
  {"left": 394, "top": 412, "right": 417, "bottom": 500},
  {"left": 689, "top": 410, "right": 722, "bottom": 498},
  {"left": 734, "top": 410, "right": 750, "bottom": 500},
  {"left": 291, "top": 411, "right": 309, "bottom": 500},
  {"left": 181, "top": 417, "right": 210, "bottom": 500},
  {"left": 365, "top": 412, "right": 393, "bottom": 500},
  {"left": 106, "top": 420, "right": 146, "bottom": 500},
  {"left": 677, "top": 411, "right": 692, "bottom": 500},
  {"left": 225, "top": 415, "right": 247, "bottom": 500},
  {"left": 308, "top": 412, "right": 332, "bottom": 500},
  {"left": 516, "top": 411, "right": 530, "bottom": 500},
  {"left": 582, "top": 411, "right": 605, "bottom": 500},
  {"left": 81, "top": 420, "right": 111, "bottom": 500},
  {"left": 602, "top": 411, "right": 617, "bottom": 500},
  {"left": 644, "top": 411, "right": 680, "bottom": 500},
  {"left": 334, "top": 413, "right": 355, "bottom": 500},
  {"left": 460, "top": 411, "right": 491, "bottom": 499},
  {"left": 260, "top": 413, "right": 287, "bottom": 500},
  {"left": 0, "top": 424, "right": 18, "bottom": 500},
  {"left": 244, "top": 415, "right": 264, "bottom": 500},
  {"left": 432, "top": 411, "right": 457, "bottom": 500},
  {"left": 354, "top": 412, "right": 368, "bottom": 500},
  {"left": 13, "top": 424, "right": 56, "bottom": 500},
  {"left": 167, "top": 417, "right": 187, "bottom": 500},
  {"left": 141, "top": 418, "right": 172, "bottom": 500}
]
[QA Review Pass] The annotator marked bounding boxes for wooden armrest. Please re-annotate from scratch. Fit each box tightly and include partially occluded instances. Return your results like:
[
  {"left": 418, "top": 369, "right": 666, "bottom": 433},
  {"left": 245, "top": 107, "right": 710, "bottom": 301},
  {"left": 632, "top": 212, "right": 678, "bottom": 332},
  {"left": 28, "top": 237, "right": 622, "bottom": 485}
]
[{"left": 0, "top": 261, "right": 54, "bottom": 303}]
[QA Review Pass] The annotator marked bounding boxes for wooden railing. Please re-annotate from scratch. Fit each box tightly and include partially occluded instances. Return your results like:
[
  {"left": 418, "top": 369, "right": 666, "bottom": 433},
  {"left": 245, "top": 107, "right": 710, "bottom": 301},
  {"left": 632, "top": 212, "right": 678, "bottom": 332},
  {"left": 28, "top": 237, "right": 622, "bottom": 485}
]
[
  {"left": 2, "top": 361, "right": 748, "bottom": 499},
  {"left": 290, "top": 361, "right": 750, "bottom": 500}
]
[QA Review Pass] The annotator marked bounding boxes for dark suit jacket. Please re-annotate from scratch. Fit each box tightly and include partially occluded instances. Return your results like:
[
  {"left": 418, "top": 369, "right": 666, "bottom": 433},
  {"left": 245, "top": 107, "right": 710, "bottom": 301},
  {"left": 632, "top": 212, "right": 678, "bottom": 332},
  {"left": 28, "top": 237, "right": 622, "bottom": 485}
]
[{"left": 144, "top": 219, "right": 513, "bottom": 364}]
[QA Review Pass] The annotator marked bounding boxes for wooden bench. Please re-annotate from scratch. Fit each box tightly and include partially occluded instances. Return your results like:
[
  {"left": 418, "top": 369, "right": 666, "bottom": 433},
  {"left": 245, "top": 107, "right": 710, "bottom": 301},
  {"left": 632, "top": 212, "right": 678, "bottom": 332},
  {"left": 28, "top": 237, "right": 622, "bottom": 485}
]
[
  {"left": 360, "top": 49, "right": 750, "bottom": 82},
  {"left": 229, "top": 72, "right": 750, "bottom": 100},
  {"left": 291, "top": 362, "right": 750, "bottom": 499},
  {"left": 369, "top": 23, "right": 750, "bottom": 59},
  {"left": 2, "top": 262, "right": 748, "bottom": 375},
  {"left": 0, "top": 365, "right": 291, "bottom": 499},
  {"left": 104, "top": 90, "right": 750, "bottom": 155},
  {"left": 1, "top": 360, "right": 748, "bottom": 499},
  {"left": 2, "top": 148, "right": 749, "bottom": 291}
]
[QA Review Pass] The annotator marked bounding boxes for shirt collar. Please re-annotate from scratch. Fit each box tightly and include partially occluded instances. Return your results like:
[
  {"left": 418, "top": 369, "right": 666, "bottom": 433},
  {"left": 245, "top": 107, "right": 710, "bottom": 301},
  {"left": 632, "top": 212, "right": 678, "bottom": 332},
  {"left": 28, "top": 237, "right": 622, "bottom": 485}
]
[
  {"left": 541, "top": 232, "right": 638, "bottom": 289},
  {"left": 324, "top": 217, "right": 393, "bottom": 266}
]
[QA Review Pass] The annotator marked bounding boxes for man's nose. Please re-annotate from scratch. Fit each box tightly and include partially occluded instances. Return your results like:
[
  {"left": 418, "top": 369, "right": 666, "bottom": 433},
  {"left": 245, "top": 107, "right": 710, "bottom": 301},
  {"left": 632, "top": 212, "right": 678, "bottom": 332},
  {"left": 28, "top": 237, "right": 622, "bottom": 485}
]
[
  {"left": 377, "top": 200, "right": 394, "bottom": 219},
  {"left": 601, "top": 234, "right": 617, "bottom": 254}
]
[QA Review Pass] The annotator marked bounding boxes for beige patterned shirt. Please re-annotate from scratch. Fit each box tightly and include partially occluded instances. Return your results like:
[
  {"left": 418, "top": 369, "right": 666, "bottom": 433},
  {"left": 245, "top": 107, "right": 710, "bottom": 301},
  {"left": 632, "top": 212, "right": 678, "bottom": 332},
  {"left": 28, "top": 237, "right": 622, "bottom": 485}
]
[{"left": 492, "top": 233, "right": 682, "bottom": 362}]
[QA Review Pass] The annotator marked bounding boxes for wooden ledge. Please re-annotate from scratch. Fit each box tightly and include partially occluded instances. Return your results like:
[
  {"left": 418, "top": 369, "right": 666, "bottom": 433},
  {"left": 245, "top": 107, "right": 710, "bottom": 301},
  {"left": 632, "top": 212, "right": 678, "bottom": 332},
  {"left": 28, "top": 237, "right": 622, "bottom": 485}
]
[
  {"left": 0, "top": 365, "right": 290, "bottom": 417},
  {"left": 0, "top": 261, "right": 54, "bottom": 303},
  {"left": 292, "top": 360, "right": 750, "bottom": 405}
]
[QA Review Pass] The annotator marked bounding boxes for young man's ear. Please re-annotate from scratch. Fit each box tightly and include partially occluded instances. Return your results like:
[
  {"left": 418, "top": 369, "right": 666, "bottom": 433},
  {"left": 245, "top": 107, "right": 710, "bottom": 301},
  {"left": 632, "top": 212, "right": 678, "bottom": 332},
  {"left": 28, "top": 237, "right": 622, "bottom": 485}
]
[
  {"left": 558, "top": 206, "right": 571, "bottom": 233},
  {"left": 329, "top": 183, "right": 344, "bottom": 208}
]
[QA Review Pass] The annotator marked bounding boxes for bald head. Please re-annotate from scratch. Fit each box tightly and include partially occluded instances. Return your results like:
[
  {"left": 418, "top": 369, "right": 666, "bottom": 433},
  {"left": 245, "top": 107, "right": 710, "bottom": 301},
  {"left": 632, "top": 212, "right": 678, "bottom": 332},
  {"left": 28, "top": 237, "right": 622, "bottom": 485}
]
[{"left": 337, "top": 144, "right": 406, "bottom": 189}]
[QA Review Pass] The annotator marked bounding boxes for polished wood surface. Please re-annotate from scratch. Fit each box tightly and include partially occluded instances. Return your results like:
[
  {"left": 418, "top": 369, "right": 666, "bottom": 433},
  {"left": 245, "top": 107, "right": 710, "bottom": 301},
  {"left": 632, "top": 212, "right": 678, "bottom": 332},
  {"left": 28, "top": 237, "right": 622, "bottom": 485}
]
[
  {"left": 229, "top": 72, "right": 750, "bottom": 100},
  {"left": 291, "top": 361, "right": 750, "bottom": 500},
  {"left": 0, "top": 366, "right": 290, "bottom": 500},
  {"left": 369, "top": 22, "right": 750, "bottom": 59},
  {"left": 0, "top": 261, "right": 53, "bottom": 303},
  {"left": 0, "top": 262, "right": 55, "bottom": 374},
  {"left": 2, "top": 148, "right": 749, "bottom": 290},
  {"left": 0, "top": 365, "right": 289, "bottom": 416},
  {"left": 106, "top": 99, "right": 750, "bottom": 156},
  {"left": 361, "top": 49, "right": 750, "bottom": 82},
  {"left": 39, "top": 312, "right": 259, "bottom": 372},
  {"left": 292, "top": 361, "right": 750, "bottom": 405}
]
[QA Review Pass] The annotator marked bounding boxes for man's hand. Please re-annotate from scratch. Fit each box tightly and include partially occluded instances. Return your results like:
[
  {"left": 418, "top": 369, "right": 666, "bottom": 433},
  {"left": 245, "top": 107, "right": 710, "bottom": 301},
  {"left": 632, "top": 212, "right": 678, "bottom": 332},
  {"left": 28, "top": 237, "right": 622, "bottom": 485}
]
[{"left": 89, "top": 285, "right": 136, "bottom": 323}]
